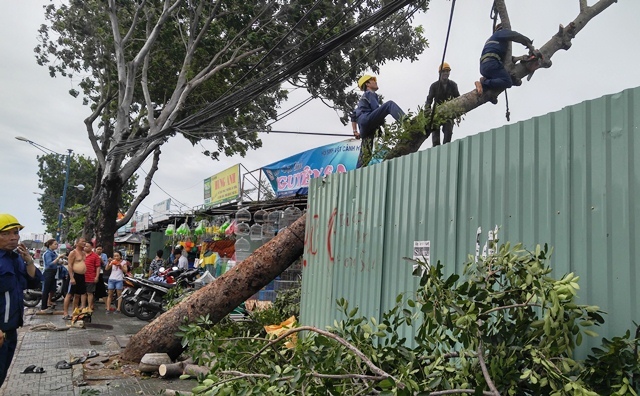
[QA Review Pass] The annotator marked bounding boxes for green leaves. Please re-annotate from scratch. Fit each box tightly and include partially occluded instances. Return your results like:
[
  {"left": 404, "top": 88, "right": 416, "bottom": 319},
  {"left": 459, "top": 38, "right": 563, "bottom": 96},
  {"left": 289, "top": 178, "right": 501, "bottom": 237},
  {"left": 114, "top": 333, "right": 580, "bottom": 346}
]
[{"left": 178, "top": 241, "right": 639, "bottom": 395}]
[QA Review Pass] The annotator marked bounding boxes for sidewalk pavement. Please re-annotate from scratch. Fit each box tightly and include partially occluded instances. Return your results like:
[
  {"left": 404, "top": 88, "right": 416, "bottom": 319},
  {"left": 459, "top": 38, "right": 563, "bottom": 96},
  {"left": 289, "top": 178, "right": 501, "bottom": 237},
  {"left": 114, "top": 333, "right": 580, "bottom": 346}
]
[{"left": 1, "top": 303, "right": 198, "bottom": 396}]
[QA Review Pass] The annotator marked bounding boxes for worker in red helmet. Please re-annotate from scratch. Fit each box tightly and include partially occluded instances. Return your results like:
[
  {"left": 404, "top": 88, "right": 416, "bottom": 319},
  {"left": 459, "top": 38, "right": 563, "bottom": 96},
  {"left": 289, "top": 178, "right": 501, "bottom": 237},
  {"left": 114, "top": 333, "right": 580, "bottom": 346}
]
[
  {"left": 425, "top": 62, "right": 460, "bottom": 147},
  {"left": 352, "top": 74, "right": 405, "bottom": 168}
]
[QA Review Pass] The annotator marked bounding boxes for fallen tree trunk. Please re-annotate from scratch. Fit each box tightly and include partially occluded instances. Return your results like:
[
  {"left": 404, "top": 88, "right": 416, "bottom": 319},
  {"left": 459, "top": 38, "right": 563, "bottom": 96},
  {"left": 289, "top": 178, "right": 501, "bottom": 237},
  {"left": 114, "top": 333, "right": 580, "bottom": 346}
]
[
  {"left": 121, "top": 215, "right": 307, "bottom": 362},
  {"left": 183, "top": 364, "right": 212, "bottom": 378}
]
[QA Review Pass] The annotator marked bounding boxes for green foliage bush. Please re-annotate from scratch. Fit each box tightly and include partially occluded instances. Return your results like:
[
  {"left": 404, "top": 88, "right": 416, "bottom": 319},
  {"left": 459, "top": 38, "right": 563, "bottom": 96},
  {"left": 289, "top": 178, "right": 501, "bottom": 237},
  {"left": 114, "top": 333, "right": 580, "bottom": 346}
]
[{"left": 178, "top": 242, "right": 639, "bottom": 395}]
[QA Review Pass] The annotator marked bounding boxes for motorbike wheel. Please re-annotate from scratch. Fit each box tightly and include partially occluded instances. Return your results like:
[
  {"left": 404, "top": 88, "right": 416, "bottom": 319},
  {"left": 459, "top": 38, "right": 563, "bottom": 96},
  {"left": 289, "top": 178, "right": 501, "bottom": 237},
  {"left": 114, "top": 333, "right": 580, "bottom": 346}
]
[
  {"left": 134, "top": 302, "right": 158, "bottom": 321},
  {"left": 122, "top": 297, "right": 136, "bottom": 317},
  {"left": 53, "top": 280, "right": 64, "bottom": 302},
  {"left": 23, "top": 290, "right": 41, "bottom": 307}
]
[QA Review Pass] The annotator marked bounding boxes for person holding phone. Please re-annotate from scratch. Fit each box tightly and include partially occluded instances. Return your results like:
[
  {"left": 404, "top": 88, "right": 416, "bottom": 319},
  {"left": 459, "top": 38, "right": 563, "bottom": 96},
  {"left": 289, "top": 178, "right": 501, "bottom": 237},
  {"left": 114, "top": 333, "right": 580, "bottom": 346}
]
[
  {"left": 0, "top": 214, "right": 42, "bottom": 386},
  {"left": 105, "top": 251, "right": 129, "bottom": 314},
  {"left": 40, "top": 238, "right": 65, "bottom": 312}
]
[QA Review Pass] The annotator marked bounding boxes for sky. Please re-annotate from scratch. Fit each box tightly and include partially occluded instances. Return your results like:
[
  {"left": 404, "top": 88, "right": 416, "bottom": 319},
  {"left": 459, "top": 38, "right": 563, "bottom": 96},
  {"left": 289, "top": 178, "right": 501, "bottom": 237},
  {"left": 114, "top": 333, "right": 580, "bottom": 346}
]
[{"left": 2, "top": 0, "right": 639, "bottom": 238}]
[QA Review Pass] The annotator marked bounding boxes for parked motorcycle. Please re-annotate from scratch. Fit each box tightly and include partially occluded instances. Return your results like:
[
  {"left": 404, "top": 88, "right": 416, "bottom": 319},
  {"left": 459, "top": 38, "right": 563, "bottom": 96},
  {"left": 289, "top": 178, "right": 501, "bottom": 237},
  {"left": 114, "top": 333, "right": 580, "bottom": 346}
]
[
  {"left": 120, "top": 276, "right": 149, "bottom": 317},
  {"left": 23, "top": 278, "right": 65, "bottom": 308},
  {"left": 130, "top": 268, "right": 200, "bottom": 321}
]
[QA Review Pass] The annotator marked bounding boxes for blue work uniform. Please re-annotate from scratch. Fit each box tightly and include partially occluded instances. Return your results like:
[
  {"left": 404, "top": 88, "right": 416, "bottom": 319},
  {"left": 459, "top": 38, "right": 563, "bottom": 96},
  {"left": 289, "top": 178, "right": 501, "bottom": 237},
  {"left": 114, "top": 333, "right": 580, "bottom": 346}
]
[
  {"left": 480, "top": 29, "right": 533, "bottom": 90},
  {"left": 0, "top": 249, "right": 42, "bottom": 386},
  {"left": 353, "top": 91, "right": 405, "bottom": 168}
]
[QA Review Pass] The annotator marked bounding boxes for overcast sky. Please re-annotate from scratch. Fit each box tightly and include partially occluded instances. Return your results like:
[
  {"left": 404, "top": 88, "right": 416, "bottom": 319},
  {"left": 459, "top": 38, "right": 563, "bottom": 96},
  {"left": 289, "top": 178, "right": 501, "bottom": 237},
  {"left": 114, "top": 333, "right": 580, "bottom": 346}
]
[{"left": 2, "top": 0, "right": 639, "bottom": 237}]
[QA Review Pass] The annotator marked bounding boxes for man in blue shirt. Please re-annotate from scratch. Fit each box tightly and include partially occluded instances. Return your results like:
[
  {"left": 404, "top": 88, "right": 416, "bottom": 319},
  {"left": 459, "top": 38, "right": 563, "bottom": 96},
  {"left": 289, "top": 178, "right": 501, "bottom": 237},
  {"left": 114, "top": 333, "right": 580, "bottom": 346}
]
[
  {"left": 0, "top": 214, "right": 42, "bottom": 386},
  {"left": 475, "top": 23, "right": 536, "bottom": 100},
  {"left": 353, "top": 75, "right": 405, "bottom": 168}
]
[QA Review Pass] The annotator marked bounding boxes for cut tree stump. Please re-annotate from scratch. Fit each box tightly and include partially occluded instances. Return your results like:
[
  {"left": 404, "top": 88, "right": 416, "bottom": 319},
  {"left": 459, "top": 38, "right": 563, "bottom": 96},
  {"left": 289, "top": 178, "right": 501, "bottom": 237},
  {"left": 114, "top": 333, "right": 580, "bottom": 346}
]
[
  {"left": 159, "top": 362, "right": 185, "bottom": 378},
  {"left": 139, "top": 352, "right": 172, "bottom": 373}
]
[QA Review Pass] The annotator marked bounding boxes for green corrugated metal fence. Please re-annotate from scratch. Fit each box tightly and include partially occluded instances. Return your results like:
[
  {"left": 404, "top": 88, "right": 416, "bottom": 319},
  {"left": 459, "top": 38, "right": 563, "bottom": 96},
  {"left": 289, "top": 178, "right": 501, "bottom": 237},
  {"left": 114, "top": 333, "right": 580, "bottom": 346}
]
[{"left": 301, "top": 86, "right": 640, "bottom": 354}]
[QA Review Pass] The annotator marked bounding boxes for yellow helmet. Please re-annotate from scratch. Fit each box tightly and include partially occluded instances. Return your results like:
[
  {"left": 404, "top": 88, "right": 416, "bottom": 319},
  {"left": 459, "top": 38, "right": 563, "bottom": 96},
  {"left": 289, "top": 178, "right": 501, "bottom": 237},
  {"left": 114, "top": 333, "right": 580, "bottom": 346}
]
[
  {"left": 0, "top": 214, "right": 24, "bottom": 232},
  {"left": 357, "top": 75, "right": 376, "bottom": 90},
  {"left": 438, "top": 62, "right": 451, "bottom": 72}
]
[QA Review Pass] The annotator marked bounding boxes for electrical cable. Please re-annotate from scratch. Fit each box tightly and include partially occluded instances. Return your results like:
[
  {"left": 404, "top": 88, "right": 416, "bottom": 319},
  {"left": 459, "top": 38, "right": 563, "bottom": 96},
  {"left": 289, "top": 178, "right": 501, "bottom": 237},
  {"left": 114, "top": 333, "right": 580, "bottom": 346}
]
[
  {"left": 173, "top": 0, "right": 419, "bottom": 132},
  {"left": 105, "top": 1, "right": 424, "bottom": 159},
  {"left": 428, "top": 0, "right": 457, "bottom": 130},
  {"left": 268, "top": 3, "right": 422, "bottom": 128},
  {"left": 137, "top": 166, "right": 189, "bottom": 209}
]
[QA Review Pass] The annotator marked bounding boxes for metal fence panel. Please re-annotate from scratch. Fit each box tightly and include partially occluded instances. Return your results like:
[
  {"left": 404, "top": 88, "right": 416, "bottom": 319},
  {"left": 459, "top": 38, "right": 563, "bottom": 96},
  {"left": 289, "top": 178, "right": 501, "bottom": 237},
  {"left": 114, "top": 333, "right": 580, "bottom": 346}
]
[{"left": 301, "top": 87, "right": 640, "bottom": 355}]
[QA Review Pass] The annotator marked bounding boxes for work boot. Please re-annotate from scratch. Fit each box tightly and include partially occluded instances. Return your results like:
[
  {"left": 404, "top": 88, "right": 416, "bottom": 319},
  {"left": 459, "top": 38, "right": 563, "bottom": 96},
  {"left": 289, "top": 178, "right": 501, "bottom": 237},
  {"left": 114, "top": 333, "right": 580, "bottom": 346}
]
[
  {"left": 488, "top": 96, "right": 498, "bottom": 105},
  {"left": 474, "top": 81, "right": 483, "bottom": 95},
  {"left": 510, "top": 74, "right": 522, "bottom": 86}
]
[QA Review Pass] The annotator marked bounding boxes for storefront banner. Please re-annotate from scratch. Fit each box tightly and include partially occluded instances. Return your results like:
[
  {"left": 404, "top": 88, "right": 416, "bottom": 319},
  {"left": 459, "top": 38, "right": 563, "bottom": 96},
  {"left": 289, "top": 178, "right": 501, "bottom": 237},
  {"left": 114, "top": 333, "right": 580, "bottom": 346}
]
[
  {"left": 204, "top": 164, "right": 241, "bottom": 206},
  {"left": 262, "top": 139, "right": 360, "bottom": 198},
  {"left": 152, "top": 199, "right": 171, "bottom": 223}
]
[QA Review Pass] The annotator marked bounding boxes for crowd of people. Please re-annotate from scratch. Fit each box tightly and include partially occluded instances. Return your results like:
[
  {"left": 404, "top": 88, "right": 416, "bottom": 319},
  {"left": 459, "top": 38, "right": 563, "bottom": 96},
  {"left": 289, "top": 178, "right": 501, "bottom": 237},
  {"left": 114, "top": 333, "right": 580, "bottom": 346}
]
[{"left": 39, "top": 236, "right": 118, "bottom": 318}]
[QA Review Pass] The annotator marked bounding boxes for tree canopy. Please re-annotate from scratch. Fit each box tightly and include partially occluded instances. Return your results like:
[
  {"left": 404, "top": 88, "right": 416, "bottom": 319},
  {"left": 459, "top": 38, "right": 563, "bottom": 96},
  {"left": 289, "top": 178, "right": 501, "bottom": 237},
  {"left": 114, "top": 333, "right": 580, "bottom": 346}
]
[
  {"left": 35, "top": 0, "right": 429, "bottom": 246},
  {"left": 36, "top": 153, "right": 137, "bottom": 242}
]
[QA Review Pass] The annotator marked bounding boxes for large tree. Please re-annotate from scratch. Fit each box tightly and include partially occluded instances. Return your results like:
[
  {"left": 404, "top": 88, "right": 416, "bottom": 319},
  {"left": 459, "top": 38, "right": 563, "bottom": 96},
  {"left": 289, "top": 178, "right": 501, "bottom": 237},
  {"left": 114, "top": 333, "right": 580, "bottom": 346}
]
[
  {"left": 35, "top": 153, "right": 137, "bottom": 242},
  {"left": 35, "top": 0, "right": 428, "bottom": 251},
  {"left": 123, "top": 0, "right": 621, "bottom": 362}
]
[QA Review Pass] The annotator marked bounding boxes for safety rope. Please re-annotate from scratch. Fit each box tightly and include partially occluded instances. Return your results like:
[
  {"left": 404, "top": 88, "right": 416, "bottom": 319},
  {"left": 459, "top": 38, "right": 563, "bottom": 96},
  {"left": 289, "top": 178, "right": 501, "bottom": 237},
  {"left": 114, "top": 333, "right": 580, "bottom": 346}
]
[
  {"left": 490, "top": 1, "right": 510, "bottom": 121},
  {"left": 427, "top": 0, "right": 457, "bottom": 130}
]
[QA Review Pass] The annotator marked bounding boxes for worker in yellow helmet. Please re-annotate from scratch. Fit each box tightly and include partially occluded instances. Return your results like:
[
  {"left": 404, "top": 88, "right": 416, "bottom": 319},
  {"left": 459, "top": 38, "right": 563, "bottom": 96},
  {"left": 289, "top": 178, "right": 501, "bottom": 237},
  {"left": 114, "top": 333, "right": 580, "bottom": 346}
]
[
  {"left": 0, "top": 214, "right": 42, "bottom": 386},
  {"left": 425, "top": 62, "right": 460, "bottom": 147},
  {"left": 352, "top": 74, "right": 405, "bottom": 168}
]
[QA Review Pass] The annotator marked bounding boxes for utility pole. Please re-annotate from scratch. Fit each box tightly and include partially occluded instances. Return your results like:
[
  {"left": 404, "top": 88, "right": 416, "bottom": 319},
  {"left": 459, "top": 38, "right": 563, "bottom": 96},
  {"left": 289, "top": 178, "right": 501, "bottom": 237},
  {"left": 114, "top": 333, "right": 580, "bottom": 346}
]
[{"left": 57, "top": 149, "right": 73, "bottom": 242}]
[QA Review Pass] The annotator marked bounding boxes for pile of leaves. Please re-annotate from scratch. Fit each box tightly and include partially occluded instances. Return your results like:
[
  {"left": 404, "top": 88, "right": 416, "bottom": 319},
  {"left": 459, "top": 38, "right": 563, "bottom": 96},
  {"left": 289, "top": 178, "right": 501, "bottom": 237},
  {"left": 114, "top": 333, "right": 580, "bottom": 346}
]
[{"left": 178, "top": 242, "right": 639, "bottom": 395}]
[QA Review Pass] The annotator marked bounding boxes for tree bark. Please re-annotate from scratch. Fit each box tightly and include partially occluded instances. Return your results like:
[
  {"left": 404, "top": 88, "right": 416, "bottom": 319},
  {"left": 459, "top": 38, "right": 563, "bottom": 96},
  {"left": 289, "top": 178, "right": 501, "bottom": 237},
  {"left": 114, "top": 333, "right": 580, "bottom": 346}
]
[
  {"left": 95, "top": 175, "right": 123, "bottom": 256},
  {"left": 121, "top": 215, "right": 307, "bottom": 362},
  {"left": 183, "top": 364, "right": 212, "bottom": 378}
]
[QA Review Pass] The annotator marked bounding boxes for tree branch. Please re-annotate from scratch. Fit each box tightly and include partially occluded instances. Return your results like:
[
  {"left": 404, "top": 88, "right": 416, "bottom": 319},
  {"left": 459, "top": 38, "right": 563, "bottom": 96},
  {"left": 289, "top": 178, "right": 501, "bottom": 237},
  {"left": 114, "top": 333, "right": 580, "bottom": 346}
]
[
  {"left": 247, "top": 326, "right": 402, "bottom": 387},
  {"left": 132, "top": 0, "right": 183, "bottom": 68},
  {"left": 141, "top": 11, "right": 155, "bottom": 131},
  {"left": 84, "top": 92, "right": 116, "bottom": 168},
  {"left": 161, "top": 46, "right": 263, "bottom": 131},
  {"left": 121, "top": 0, "right": 146, "bottom": 45},
  {"left": 383, "top": 0, "right": 618, "bottom": 161},
  {"left": 477, "top": 339, "right": 500, "bottom": 396},
  {"left": 481, "top": 303, "right": 540, "bottom": 316},
  {"left": 115, "top": 146, "right": 160, "bottom": 227},
  {"left": 429, "top": 391, "right": 496, "bottom": 396},
  {"left": 579, "top": 0, "right": 588, "bottom": 12}
]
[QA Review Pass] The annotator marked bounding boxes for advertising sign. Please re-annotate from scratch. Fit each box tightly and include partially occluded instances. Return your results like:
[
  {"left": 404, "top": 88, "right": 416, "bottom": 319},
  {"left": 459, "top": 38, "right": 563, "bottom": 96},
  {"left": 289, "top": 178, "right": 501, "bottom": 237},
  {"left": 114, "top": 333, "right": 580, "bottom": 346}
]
[
  {"left": 152, "top": 199, "right": 171, "bottom": 223},
  {"left": 262, "top": 139, "right": 361, "bottom": 198},
  {"left": 137, "top": 213, "right": 151, "bottom": 231},
  {"left": 204, "top": 164, "right": 241, "bottom": 206}
]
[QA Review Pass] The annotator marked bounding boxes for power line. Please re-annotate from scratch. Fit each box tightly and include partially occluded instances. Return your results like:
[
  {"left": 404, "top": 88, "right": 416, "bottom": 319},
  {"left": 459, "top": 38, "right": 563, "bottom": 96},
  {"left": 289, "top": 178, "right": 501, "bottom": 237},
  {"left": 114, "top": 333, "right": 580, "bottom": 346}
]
[
  {"left": 137, "top": 166, "right": 189, "bottom": 209},
  {"left": 104, "top": 1, "right": 425, "bottom": 159}
]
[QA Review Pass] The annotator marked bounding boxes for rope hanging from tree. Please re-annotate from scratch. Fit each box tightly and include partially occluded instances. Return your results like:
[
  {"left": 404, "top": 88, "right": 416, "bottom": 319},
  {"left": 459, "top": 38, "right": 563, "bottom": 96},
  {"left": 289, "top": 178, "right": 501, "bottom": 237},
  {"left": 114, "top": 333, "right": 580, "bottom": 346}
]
[
  {"left": 490, "top": 1, "right": 511, "bottom": 121},
  {"left": 427, "top": 0, "right": 457, "bottom": 130}
]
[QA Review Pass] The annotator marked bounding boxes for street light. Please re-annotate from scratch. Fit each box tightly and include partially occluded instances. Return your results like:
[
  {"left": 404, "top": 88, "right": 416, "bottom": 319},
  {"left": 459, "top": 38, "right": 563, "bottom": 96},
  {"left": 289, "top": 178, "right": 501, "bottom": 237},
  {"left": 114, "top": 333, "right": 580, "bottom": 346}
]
[{"left": 16, "top": 136, "right": 80, "bottom": 243}]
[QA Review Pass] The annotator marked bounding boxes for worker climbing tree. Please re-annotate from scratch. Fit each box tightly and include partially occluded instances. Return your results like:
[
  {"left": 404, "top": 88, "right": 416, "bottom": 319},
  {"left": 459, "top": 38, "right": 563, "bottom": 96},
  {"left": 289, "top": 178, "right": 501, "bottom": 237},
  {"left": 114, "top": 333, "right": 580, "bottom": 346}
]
[{"left": 474, "top": 23, "right": 537, "bottom": 103}]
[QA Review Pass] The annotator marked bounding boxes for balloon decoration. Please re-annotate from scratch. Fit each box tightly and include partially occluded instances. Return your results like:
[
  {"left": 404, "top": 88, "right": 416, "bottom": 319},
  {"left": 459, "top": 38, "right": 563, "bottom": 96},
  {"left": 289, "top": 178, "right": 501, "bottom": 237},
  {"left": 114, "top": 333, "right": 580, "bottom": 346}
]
[
  {"left": 194, "top": 220, "right": 208, "bottom": 236},
  {"left": 176, "top": 222, "right": 191, "bottom": 236}
]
